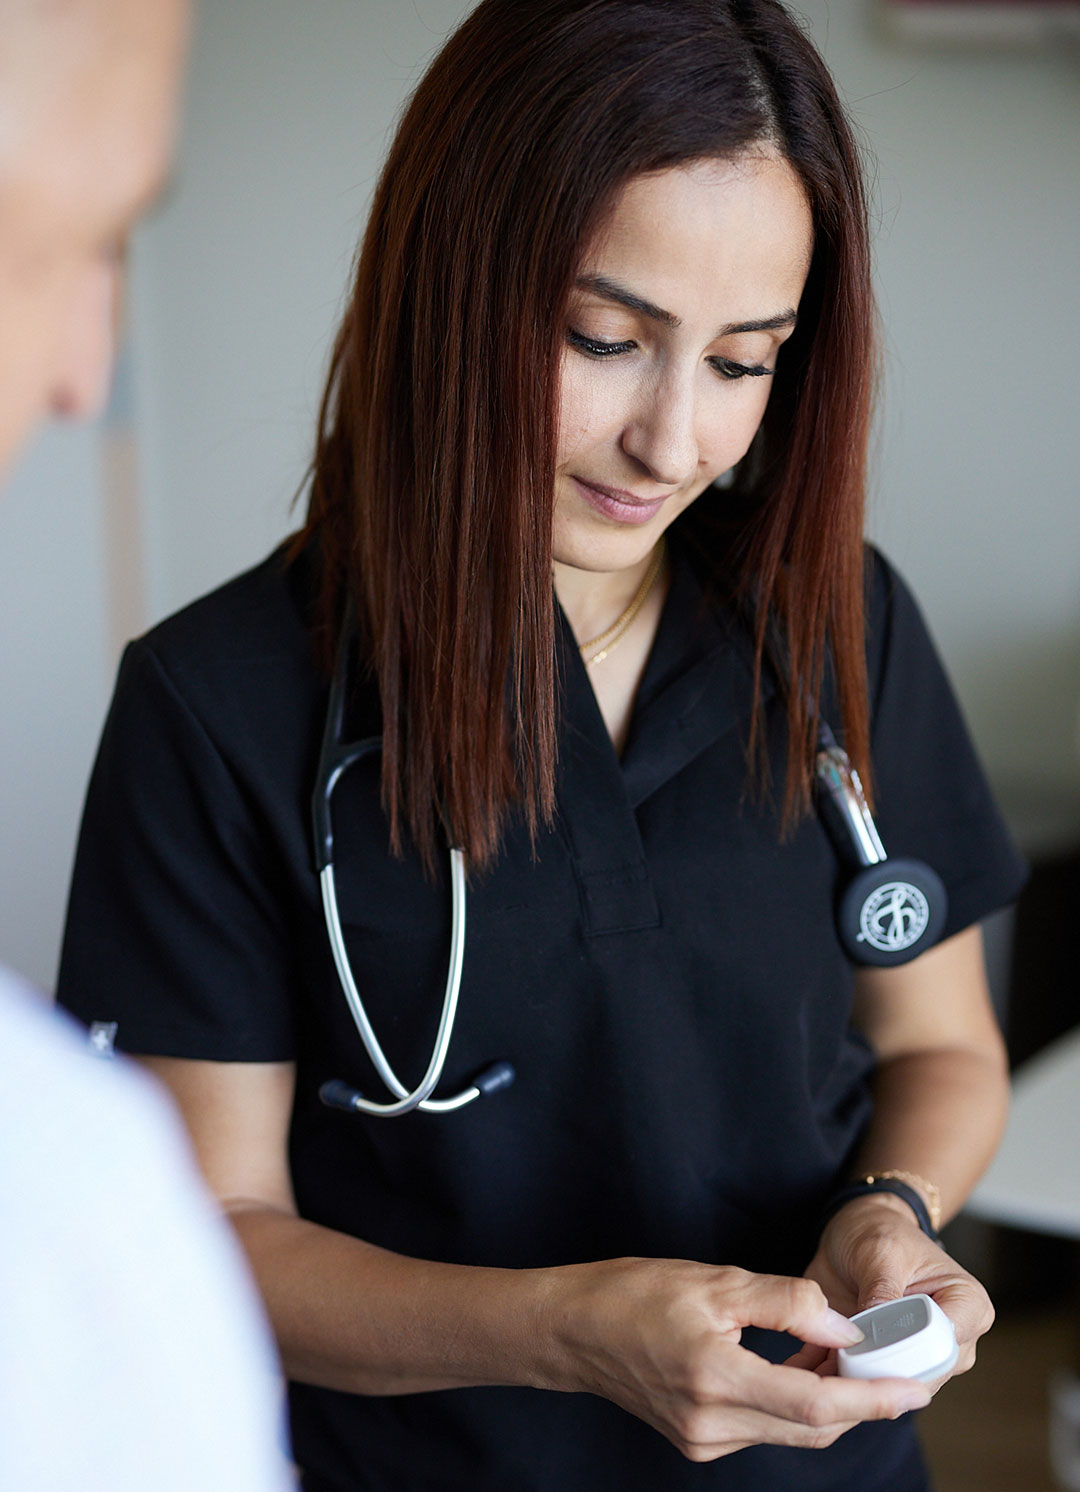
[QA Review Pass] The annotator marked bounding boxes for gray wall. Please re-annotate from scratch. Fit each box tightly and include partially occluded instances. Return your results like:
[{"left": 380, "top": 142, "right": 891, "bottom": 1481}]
[
  {"left": 1, "top": 0, "right": 1078, "bottom": 989},
  {"left": 0, "top": 426, "right": 111, "bottom": 986}
]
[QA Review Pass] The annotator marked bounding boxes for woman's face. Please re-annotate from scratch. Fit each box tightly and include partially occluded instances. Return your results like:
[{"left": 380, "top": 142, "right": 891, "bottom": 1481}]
[{"left": 553, "top": 154, "right": 814, "bottom": 575}]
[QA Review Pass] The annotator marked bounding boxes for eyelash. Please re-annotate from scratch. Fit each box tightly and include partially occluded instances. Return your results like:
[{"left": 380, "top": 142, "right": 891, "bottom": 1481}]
[{"left": 566, "top": 328, "right": 771, "bottom": 382}]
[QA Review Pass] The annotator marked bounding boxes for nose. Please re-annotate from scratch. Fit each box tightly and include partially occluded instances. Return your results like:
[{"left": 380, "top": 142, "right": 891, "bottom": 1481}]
[
  {"left": 619, "top": 363, "right": 701, "bottom": 487},
  {"left": 50, "top": 260, "right": 120, "bottom": 421}
]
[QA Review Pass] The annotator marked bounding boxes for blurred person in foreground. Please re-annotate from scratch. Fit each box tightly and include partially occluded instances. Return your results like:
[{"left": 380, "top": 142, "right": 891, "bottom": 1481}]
[{"left": 0, "top": 2, "right": 293, "bottom": 1486}]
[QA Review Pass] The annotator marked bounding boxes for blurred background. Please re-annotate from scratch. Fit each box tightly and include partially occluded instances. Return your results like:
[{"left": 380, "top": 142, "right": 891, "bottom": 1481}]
[{"left": 0, "top": 0, "right": 1077, "bottom": 1482}]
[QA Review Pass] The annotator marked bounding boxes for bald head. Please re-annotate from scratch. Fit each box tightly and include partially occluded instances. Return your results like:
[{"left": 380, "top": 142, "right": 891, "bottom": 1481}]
[
  {"left": 0, "top": 0, "right": 188, "bottom": 475},
  {"left": 0, "top": 0, "right": 153, "bottom": 166}
]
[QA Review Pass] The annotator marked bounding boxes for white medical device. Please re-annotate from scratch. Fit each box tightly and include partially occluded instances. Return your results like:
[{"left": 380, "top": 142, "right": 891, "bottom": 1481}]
[{"left": 837, "top": 1295, "right": 958, "bottom": 1384}]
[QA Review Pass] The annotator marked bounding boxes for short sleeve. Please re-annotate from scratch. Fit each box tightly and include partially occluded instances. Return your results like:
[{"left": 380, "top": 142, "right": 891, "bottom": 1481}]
[
  {"left": 56, "top": 638, "right": 298, "bottom": 1060},
  {"left": 864, "top": 549, "right": 1027, "bottom": 938}
]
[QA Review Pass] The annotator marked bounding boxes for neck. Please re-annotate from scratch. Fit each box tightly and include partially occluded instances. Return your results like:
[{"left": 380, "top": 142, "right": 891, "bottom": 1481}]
[{"left": 553, "top": 543, "right": 662, "bottom": 649}]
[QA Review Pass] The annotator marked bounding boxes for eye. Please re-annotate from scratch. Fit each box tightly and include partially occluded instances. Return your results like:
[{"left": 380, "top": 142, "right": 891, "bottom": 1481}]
[
  {"left": 567, "top": 328, "right": 637, "bottom": 358},
  {"left": 709, "top": 357, "right": 772, "bottom": 382}
]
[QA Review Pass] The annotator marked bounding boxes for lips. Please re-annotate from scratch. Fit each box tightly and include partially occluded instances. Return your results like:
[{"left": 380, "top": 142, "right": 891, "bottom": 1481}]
[{"left": 571, "top": 476, "right": 669, "bottom": 527}]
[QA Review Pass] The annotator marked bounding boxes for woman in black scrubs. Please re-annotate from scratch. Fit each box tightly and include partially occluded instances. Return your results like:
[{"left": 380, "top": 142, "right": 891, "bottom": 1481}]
[{"left": 58, "top": 1, "right": 1025, "bottom": 1488}]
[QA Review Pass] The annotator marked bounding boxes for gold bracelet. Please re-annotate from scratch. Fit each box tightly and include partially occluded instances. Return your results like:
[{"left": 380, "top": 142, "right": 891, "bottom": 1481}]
[{"left": 862, "top": 1170, "right": 942, "bottom": 1233}]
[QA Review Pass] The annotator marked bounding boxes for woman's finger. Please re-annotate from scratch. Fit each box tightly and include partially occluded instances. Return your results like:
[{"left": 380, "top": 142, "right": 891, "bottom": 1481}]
[
  {"left": 783, "top": 1341, "right": 831, "bottom": 1373},
  {"left": 665, "top": 1353, "right": 928, "bottom": 1462},
  {"left": 668, "top": 1405, "right": 862, "bottom": 1461},
  {"left": 732, "top": 1351, "right": 931, "bottom": 1428},
  {"left": 920, "top": 1276, "right": 994, "bottom": 1346},
  {"left": 729, "top": 1271, "right": 864, "bottom": 1349}
]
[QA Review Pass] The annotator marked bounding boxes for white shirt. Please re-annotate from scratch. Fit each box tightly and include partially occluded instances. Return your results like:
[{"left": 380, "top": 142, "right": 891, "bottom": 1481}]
[{"left": 0, "top": 968, "right": 295, "bottom": 1491}]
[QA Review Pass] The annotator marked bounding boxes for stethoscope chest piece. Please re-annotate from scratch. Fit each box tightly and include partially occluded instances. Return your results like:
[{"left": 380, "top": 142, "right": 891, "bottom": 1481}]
[
  {"left": 814, "top": 723, "right": 948, "bottom": 968},
  {"left": 836, "top": 856, "right": 948, "bottom": 967}
]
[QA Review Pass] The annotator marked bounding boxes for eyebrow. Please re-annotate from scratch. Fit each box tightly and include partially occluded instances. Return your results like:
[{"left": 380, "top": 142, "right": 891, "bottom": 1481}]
[{"left": 574, "top": 274, "right": 798, "bottom": 338}]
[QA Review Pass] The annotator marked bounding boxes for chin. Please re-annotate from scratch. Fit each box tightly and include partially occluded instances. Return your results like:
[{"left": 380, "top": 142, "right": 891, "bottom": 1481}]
[{"left": 552, "top": 517, "right": 667, "bottom": 575}]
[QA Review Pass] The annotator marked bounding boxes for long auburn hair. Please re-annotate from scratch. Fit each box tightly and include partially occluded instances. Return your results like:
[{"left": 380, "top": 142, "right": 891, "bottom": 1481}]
[{"left": 298, "top": 0, "right": 876, "bottom": 873}]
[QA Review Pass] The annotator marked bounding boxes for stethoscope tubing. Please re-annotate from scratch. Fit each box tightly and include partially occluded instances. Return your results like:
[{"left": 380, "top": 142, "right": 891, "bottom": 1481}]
[
  {"left": 313, "top": 611, "right": 493, "bottom": 1116},
  {"left": 319, "top": 849, "right": 479, "bottom": 1115},
  {"left": 814, "top": 722, "right": 887, "bottom": 867}
]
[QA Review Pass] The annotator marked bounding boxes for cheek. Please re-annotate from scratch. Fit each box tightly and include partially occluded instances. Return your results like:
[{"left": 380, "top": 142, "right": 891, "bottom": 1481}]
[
  {"left": 702, "top": 381, "right": 774, "bottom": 471},
  {"left": 555, "top": 358, "right": 628, "bottom": 466},
  {"left": 71, "top": 261, "right": 119, "bottom": 385},
  {"left": 0, "top": 369, "right": 47, "bottom": 477},
  {"left": 0, "top": 264, "right": 66, "bottom": 467}
]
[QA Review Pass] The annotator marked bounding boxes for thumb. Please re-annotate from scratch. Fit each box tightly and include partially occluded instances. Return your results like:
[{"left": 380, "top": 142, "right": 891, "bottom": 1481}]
[{"left": 857, "top": 1273, "right": 907, "bottom": 1313}]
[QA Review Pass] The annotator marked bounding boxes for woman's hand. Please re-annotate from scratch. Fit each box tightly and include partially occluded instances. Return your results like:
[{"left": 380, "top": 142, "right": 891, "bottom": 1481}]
[
  {"left": 798, "top": 1193, "right": 993, "bottom": 1391},
  {"left": 540, "top": 1256, "right": 931, "bottom": 1462}
]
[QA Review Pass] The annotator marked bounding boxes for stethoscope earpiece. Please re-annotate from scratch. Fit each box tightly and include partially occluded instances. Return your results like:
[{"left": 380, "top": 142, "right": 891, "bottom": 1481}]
[{"left": 319, "top": 1061, "right": 516, "bottom": 1116}]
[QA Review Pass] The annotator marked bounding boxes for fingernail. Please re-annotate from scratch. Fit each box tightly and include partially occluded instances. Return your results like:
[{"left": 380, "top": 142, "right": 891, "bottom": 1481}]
[
  {"left": 825, "top": 1308, "right": 864, "bottom": 1344},
  {"left": 896, "top": 1392, "right": 932, "bottom": 1416}
]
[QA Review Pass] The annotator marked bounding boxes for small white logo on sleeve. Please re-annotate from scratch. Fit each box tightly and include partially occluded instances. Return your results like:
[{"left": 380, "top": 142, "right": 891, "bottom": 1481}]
[{"left": 88, "top": 1022, "right": 119, "bottom": 1058}]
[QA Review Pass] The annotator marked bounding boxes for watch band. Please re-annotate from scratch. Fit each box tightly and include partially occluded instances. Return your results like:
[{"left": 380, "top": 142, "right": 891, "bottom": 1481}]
[{"left": 820, "top": 1177, "right": 941, "bottom": 1244}]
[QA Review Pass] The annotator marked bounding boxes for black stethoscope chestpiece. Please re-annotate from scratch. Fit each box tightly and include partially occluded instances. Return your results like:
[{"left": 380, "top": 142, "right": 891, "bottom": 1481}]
[
  {"left": 814, "top": 724, "right": 948, "bottom": 967},
  {"left": 836, "top": 857, "right": 948, "bottom": 967}
]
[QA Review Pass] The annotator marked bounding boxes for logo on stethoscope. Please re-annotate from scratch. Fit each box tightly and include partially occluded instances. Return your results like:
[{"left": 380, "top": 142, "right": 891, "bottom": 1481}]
[{"left": 856, "top": 881, "right": 930, "bottom": 953}]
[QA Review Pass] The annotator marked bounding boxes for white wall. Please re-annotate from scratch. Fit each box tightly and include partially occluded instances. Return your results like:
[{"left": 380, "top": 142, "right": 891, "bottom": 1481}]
[
  {"left": 0, "top": 426, "right": 112, "bottom": 988},
  {"left": 801, "top": 1, "right": 1080, "bottom": 835},
  {"left": 130, "top": 0, "right": 475, "bottom": 620},
  {"left": 1, "top": 0, "right": 1078, "bottom": 989}
]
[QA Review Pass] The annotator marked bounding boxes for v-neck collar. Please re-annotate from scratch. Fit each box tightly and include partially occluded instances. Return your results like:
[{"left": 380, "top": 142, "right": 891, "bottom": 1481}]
[
  {"left": 551, "top": 540, "right": 774, "bottom": 939},
  {"left": 556, "top": 537, "right": 774, "bottom": 811}
]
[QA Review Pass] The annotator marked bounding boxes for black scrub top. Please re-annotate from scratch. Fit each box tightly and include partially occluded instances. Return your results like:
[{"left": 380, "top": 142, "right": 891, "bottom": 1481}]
[{"left": 57, "top": 536, "right": 1025, "bottom": 1492}]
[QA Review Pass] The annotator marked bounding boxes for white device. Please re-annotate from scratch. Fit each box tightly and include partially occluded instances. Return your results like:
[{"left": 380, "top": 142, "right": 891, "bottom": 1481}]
[{"left": 837, "top": 1294, "right": 958, "bottom": 1383}]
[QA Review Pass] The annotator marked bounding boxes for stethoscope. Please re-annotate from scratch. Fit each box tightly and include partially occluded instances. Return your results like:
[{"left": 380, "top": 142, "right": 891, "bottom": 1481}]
[
  {"left": 315, "top": 630, "right": 947, "bottom": 1120},
  {"left": 312, "top": 623, "right": 515, "bottom": 1119},
  {"left": 813, "top": 719, "right": 947, "bottom": 964}
]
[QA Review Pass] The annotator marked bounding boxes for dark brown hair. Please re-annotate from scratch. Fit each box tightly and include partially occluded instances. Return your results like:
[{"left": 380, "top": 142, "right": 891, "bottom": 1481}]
[{"left": 299, "top": 0, "right": 875, "bottom": 871}]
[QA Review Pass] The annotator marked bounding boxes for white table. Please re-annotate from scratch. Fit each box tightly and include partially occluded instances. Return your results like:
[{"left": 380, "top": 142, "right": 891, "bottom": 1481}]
[
  {"left": 967, "top": 1025, "right": 1080, "bottom": 1240},
  {"left": 966, "top": 1025, "right": 1080, "bottom": 1490}
]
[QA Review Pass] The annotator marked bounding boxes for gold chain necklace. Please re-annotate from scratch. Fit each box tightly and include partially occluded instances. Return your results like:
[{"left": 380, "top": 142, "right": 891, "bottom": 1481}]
[{"left": 578, "top": 538, "right": 667, "bottom": 668}]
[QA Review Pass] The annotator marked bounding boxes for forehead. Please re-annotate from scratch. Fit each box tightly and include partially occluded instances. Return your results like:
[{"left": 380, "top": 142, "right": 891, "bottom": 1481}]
[
  {"left": 579, "top": 156, "right": 814, "bottom": 322},
  {"left": 0, "top": 0, "right": 185, "bottom": 229}
]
